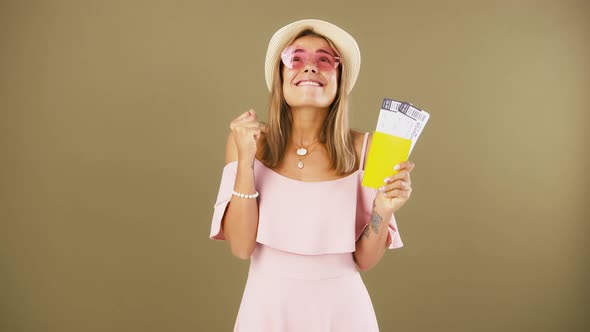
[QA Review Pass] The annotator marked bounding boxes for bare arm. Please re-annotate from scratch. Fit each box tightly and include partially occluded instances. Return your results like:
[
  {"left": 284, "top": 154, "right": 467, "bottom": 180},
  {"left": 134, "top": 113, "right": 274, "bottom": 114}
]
[
  {"left": 220, "top": 132, "right": 260, "bottom": 259},
  {"left": 353, "top": 196, "right": 394, "bottom": 271},
  {"left": 352, "top": 132, "right": 415, "bottom": 271}
]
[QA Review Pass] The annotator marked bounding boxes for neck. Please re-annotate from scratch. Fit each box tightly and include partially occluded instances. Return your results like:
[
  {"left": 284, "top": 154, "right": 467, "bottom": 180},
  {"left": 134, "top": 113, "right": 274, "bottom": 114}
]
[{"left": 290, "top": 106, "right": 328, "bottom": 146}]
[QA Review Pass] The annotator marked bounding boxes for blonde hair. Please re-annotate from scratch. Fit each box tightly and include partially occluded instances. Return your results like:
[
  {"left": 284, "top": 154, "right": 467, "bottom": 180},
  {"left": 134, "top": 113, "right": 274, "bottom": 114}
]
[{"left": 260, "top": 28, "right": 356, "bottom": 175}]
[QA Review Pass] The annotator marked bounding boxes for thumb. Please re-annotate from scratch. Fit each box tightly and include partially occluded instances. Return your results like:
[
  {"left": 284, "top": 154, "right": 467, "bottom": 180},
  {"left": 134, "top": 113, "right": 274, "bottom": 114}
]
[
  {"left": 249, "top": 110, "right": 257, "bottom": 121},
  {"left": 260, "top": 122, "right": 269, "bottom": 134},
  {"left": 236, "top": 110, "right": 251, "bottom": 122}
]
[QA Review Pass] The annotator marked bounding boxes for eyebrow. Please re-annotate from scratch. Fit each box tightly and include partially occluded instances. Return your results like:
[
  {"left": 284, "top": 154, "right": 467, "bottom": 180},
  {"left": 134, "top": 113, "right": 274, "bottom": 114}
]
[{"left": 292, "top": 48, "right": 338, "bottom": 57}]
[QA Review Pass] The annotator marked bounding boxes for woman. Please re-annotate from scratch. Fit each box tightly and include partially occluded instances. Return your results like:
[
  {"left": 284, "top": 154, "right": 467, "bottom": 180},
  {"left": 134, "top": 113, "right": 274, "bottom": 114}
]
[{"left": 210, "top": 19, "right": 415, "bottom": 331}]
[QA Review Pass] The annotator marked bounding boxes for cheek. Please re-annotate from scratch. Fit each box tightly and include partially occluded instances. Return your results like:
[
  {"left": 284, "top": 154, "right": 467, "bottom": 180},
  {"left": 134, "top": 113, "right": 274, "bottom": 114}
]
[
  {"left": 282, "top": 67, "right": 293, "bottom": 82},
  {"left": 326, "top": 72, "right": 339, "bottom": 95},
  {"left": 282, "top": 70, "right": 294, "bottom": 90},
  {"left": 281, "top": 70, "right": 297, "bottom": 104}
]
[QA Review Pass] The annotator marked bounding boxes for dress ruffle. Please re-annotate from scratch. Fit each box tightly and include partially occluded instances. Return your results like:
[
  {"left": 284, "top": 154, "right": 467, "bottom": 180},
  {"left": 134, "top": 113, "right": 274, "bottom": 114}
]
[{"left": 210, "top": 158, "right": 403, "bottom": 254}]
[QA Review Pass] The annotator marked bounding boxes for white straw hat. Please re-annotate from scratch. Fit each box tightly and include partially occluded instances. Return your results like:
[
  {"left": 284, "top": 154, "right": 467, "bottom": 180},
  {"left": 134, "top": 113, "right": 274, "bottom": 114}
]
[{"left": 264, "top": 19, "right": 361, "bottom": 95}]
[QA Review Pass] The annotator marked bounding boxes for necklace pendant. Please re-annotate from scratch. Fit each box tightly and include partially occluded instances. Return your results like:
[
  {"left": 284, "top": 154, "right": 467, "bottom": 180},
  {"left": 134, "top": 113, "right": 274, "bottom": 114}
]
[
  {"left": 297, "top": 161, "right": 304, "bottom": 169},
  {"left": 296, "top": 148, "right": 307, "bottom": 156}
]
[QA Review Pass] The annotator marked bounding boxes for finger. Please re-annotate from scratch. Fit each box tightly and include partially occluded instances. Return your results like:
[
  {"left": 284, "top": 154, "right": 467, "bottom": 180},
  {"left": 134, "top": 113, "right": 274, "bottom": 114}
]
[
  {"left": 380, "top": 179, "right": 411, "bottom": 192},
  {"left": 236, "top": 126, "right": 260, "bottom": 138},
  {"left": 383, "top": 170, "right": 411, "bottom": 184},
  {"left": 382, "top": 188, "right": 412, "bottom": 199},
  {"left": 233, "top": 129, "right": 261, "bottom": 141},
  {"left": 229, "top": 114, "right": 252, "bottom": 129},
  {"left": 231, "top": 122, "right": 262, "bottom": 132},
  {"left": 248, "top": 109, "right": 257, "bottom": 121},
  {"left": 233, "top": 110, "right": 253, "bottom": 122},
  {"left": 260, "top": 122, "right": 269, "bottom": 134},
  {"left": 230, "top": 122, "right": 250, "bottom": 131},
  {"left": 237, "top": 122, "right": 262, "bottom": 129},
  {"left": 252, "top": 128, "right": 262, "bottom": 140},
  {"left": 393, "top": 161, "right": 415, "bottom": 172},
  {"left": 236, "top": 109, "right": 257, "bottom": 123},
  {"left": 236, "top": 113, "right": 261, "bottom": 125}
]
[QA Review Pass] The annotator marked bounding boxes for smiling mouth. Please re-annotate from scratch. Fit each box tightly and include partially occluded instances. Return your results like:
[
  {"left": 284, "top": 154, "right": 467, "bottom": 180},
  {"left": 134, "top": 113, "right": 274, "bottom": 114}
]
[{"left": 296, "top": 80, "right": 323, "bottom": 87}]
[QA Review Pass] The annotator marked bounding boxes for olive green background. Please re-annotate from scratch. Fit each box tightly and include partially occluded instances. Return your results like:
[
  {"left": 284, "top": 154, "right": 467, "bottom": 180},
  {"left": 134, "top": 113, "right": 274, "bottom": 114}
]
[{"left": 1, "top": 0, "right": 588, "bottom": 331}]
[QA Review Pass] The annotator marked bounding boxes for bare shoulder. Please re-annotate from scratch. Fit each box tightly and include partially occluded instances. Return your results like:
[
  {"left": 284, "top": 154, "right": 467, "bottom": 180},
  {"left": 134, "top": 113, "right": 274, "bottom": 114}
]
[
  {"left": 350, "top": 129, "right": 372, "bottom": 166},
  {"left": 350, "top": 129, "right": 369, "bottom": 154}
]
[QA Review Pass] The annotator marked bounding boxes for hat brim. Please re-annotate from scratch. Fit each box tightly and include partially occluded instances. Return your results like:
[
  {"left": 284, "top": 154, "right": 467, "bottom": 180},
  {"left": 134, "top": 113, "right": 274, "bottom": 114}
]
[{"left": 264, "top": 19, "right": 361, "bottom": 95}]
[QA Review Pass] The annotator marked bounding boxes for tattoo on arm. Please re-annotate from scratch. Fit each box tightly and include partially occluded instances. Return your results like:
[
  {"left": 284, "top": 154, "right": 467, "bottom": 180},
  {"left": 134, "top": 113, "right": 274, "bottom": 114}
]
[
  {"left": 362, "top": 200, "right": 383, "bottom": 239},
  {"left": 370, "top": 199, "right": 383, "bottom": 234}
]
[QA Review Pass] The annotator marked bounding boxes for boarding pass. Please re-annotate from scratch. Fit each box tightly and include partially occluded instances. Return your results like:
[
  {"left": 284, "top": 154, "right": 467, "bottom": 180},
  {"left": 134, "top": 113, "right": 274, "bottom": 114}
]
[{"left": 375, "top": 98, "right": 430, "bottom": 155}]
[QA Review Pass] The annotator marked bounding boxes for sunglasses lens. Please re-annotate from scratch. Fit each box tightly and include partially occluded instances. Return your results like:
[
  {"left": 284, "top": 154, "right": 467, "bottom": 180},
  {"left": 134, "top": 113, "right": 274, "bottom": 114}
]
[
  {"left": 314, "top": 53, "right": 339, "bottom": 71},
  {"left": 281, "top": 48, "right": 309, "bottom": 70},
  {"left": 281, "top": 46, "right": 340, "bottom": 71}
]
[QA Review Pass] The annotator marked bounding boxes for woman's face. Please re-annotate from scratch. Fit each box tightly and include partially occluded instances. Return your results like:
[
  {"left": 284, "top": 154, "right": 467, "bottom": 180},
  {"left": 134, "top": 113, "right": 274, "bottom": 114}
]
[{"left": 281, "top": 35, "right": 340, "bottom": 109}]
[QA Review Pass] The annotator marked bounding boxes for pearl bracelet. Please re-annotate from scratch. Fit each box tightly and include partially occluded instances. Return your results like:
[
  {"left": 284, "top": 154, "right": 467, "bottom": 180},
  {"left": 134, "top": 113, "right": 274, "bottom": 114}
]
[{"left": 231, "top": 190, "right": 259, "bottom": 199}]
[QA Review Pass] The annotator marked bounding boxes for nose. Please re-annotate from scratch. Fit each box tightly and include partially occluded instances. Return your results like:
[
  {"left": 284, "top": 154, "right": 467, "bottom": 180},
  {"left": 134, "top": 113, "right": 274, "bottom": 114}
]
[{"left": 303, "top": 57, "right": 318, "bottom": 73}]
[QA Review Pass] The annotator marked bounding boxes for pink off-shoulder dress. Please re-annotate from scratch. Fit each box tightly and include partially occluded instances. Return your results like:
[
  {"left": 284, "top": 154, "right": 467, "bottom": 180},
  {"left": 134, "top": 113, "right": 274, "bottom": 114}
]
[{"left": 210, "top": 132, "right": 403, "bottom": 332}]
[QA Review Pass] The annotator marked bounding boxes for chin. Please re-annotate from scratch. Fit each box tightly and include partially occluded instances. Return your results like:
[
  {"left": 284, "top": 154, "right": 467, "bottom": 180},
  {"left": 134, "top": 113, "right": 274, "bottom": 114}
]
[
  {"left": 284, "top": 93, "right": 335, "bottom": 109},
  {"left": 290, "top": 101, "right": 332, "bottom": 109}
]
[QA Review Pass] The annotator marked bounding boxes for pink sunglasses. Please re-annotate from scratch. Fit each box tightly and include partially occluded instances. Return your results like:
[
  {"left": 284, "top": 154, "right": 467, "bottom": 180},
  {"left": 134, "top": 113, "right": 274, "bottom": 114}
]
[{"left": 280, "top": 45, "right": 341, "bottom": 71}]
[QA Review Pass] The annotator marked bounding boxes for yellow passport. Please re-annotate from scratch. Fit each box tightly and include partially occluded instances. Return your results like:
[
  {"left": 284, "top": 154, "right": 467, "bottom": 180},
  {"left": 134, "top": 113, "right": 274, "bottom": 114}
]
[{"left": 361, "top": 131, "right": 412, "bottom": 189}]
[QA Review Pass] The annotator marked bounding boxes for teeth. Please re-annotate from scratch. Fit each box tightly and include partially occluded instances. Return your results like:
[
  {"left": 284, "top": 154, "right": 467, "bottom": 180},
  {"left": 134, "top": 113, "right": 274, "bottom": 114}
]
[{"left": 297, "top": 81, "right": 321, "bottom": 87}]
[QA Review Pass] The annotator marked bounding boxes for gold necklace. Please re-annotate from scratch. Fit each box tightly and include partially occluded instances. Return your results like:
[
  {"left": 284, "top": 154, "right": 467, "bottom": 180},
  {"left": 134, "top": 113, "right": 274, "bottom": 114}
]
[{"left": 296, "top": 141, "right": 321, "bottom": 169}]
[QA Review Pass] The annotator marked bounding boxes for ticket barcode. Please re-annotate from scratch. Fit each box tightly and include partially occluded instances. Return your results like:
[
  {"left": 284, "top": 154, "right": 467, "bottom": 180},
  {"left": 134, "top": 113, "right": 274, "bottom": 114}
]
[
  {"left": 381, "top": 98, "right": 402, "bottom": 112},
  {"left": 382, "top": 98, "right": 427, "bottom": 122},
  {"left": 398, "top": 103, "right": 427, "bottom": 121},
  {"left": 377, "top": 97, "right": 430, "bottom": 156}
]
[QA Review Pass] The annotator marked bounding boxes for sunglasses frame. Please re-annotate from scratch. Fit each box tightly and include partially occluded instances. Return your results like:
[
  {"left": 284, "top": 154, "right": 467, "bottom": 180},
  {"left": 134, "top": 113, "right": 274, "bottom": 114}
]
[{"left": 280, "top": 46, "right": 341, "bottom": 71}]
